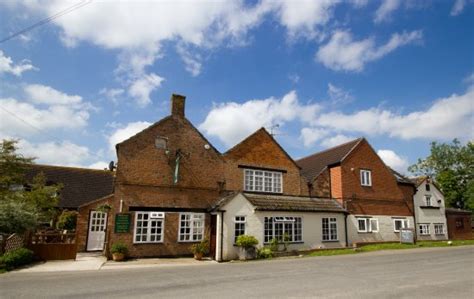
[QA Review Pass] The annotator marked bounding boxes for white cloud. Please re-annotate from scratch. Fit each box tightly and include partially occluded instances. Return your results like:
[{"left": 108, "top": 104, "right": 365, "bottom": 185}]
[
  {"left": 108, "top": 121, "right": 152, "bottom": 153},
  {"left": 176, "top": 44, "right": 202, "bottom": 77},
  {"left": 128, "top": 73, "right": 164, "bottom": 107},
  {"left": 327, "top": 83, "right": 353, "bottom": 105},
  {"left": 0, "top": 50, "right": 37, "bottom": 76},
  {"left": 316, "top": 30, "right": 422, "bottom": 72},
  {"left": 17, "top": 139, "right": 92, "bottom": 167},
  {"left": 99, "top": 88, "right": 125, "bottom": 104},
  {"left": 24, "top": 84, "right": 82, "bottom": 106},
  {"left": 374, "top": 0, "right": 401, "bottom": 23},
  {"left": 300, "top": 127, "right": 330, "bottom": 147},
  {"left": 377, "top": 149, "right": 409, "bottom": 173},
  {"left": 199, "top": 90, "right": 321, "bottom": 147},
  {"left": 451, "top": 0, "right": 466, "bottom": 16},
  {"left": 320, "top": 134, "right": 355, "bottom": 148},
  {"left": 315, "top": 87, "right": 474, "bottom": 141},
  {"left": 88, "top": 161, "right": 110, "bottom": 170},
  {"left": 288, "top": 73, "right": 300, "bottom": 84}
]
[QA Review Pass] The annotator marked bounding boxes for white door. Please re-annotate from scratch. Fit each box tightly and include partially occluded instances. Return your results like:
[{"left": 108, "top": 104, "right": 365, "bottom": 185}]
[{"left": 87, "top": 211, "right": 107, "bottom": 251}]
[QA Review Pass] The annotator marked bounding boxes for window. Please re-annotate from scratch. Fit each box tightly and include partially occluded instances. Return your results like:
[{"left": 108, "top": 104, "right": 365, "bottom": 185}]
[
  {"left": 179, "top": 213, "right": 205, "bottom": 242},
  {"left": 360, "top": 170, "right": 372, "bottom": 186},
  {"left": 357, "top": 218, "right": 379, "bottom": 233},
  {"left": 134, "top": 212, "right": 164, "bottom": 243},
  {"left": 455, "top": 218, "right": 464, "bottom": 229},
  {"left": 425, "top": 183, "right": 430, "bottom": 191},
  {"left": 322, "top": 218, "right": 338, "bottom": 241},
  {"left": 234, "top": 216, "right": 246, "bottom": 243},
  {"left": 425, "top": 195, "right": 432, "bottom": 206},
  {"left": 419, "top": 224, "right": 430, "bottom": 235},
  {"left": 393, "top": 219, "right": 409, "bottom": 232},
  {"left": 264, "top": 217, "right": 302, "bottom": 243},
  {"left": 244, "top": 169, "right": 282, "bottom": 193},
  {"left": 434, "top": 224, "right": 444, "bottom": 235}
]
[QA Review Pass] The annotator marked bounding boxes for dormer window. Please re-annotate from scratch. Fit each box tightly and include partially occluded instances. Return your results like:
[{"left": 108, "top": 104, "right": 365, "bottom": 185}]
[
  {"left": 244, "top": 169, "right": 282, "bottom": 193},
  {"left": 360, "top": 169, "right": 372, "bottom": 186},
  {"left": 425, "top": 183, "right": 430, "bottom": 191}
]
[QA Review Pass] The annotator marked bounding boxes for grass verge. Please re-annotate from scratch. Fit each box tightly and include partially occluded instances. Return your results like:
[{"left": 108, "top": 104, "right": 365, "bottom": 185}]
[{"left": 307, "top": 240, "right": 474, "bottom": 257}]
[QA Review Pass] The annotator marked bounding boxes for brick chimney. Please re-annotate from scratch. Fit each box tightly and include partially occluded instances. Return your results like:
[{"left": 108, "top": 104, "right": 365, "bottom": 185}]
[{"left": 171, "top": 94, "right": 186, "bottom": 118}]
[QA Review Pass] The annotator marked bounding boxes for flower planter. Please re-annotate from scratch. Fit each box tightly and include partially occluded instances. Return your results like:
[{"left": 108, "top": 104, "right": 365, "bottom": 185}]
[
  {"left": 194, "top": 253, "right": 203, "bottom": 260},
  {"left": 238, "top": 247, "right": 257, "bottom": 260},
  {"left": 112, "top": 253, "right": 125, "bottom": 261}
]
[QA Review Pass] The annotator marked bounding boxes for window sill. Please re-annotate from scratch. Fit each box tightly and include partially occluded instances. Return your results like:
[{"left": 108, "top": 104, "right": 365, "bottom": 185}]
[
  {"left": 357, "top": 232, "right": 378, "bottom": 234},
  {"left": 243, "top": 191, "right": 283, "bottom": 195},
  {"left": 419, "top": 206, "right": 440, "bottom": 209},
  {"left": 133, "top": 242, "right": 164, "bottom": 245},
  {"left": 322, "top": 240, "right": 340, "bottom": 243},
  {"left": 178, "top": 240, "right": 204, "bottom": 243},
  {"left": 262, "top": 241, "right": 304, "bottom": 245}
]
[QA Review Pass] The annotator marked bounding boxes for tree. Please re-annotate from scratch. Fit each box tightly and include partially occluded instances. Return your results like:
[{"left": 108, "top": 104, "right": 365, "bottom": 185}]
[
  {"left": 0, "top": 139, "right": 60, "bottom": 234},
  {"left": 409, "top": 139, "right": 474, "bottom": 211}
]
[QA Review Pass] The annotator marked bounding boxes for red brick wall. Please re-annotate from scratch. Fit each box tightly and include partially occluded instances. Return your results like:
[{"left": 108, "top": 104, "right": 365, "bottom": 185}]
[
  {"left": 223, "top": 128, "right": 304, "bottom": 196},
  {"left": 329, "top": 166, "right": 342, "bottom": 203},
  {"left": 446, "top": 212, "right": 472, "bottom": 240}
]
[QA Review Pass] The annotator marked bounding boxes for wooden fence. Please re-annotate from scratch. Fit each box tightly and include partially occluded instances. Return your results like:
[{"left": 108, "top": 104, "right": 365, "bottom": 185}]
[{"left": 28, "top": 231, "right": 77, "bottom": 260}]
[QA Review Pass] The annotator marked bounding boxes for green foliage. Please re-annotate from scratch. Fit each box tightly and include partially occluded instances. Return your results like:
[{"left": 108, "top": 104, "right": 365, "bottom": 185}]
[
  {"left": 282, "top": 233, "right": 291, "bottom": 251},
  {"left": 409, "top": 139, "right": 474, "bottom": 211},
  {"left": 0, "top": 199, "right": 38, "bottom": 234},
  {"left": 190, "top": 239, "right": 209, "bottom": 255},
  {"left": 96, "top": 204, "right": 112, "bottom": 213},
  {"left": 110, "top": 242, "right": 128, "bottom": 255},
  {"left": 235, "top": 235, "right": 258, "bottom": 248},
  {"left": 0, "top": 140, "right": 34, "bottom": 193},
  {"left": 257, "top": 247, "right": 273, "bottom": 259},
  {"left": 269, "top": 238, "right": 279, "bottom": 251},
  {"left": 56, "top": 210, "right": 78, "bottom": 230},
  {"left": 0, "top": 248, "right": 34, "bottom": 271},
  {"left": 23, "top": 172, "right": 61, "bottom": 222}
]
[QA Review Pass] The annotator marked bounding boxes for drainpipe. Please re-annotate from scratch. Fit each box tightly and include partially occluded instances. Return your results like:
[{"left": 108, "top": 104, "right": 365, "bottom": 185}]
[
  {"left": 220, "top": 211, "right": 224, "bottom": 262},
  {"left": 344, "top": 212, "right": 349, "bottom": 247}
]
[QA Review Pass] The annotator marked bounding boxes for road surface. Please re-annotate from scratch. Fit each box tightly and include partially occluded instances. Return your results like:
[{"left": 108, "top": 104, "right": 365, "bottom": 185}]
[{"left": 1, "top": 246, "right": 473, "bottom": 298}]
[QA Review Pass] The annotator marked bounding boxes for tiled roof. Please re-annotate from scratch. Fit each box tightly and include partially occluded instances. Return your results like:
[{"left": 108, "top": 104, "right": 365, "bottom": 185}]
[
  {"left": 25, "top": 164, "right": 115, "bottom": 209},
  {"left": 445, "top": 208, "right": 472, "bottom": 215},
  {"left": 390, "top": 168, "right": 415, "bottom": 185},
  {"left": 242, "top": 193, "right": 347, "bottom": 213},
  {"left": 296, "top": 138, "right": 363, "bottom": 182}
]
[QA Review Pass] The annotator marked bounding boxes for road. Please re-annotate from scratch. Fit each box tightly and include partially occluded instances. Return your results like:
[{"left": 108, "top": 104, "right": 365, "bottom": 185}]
[{"left": 1, "top": 246, "right": 473, "bottom": 298}]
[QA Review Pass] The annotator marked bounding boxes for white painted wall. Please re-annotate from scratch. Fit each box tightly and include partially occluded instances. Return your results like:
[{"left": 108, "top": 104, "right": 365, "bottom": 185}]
[
  {"left": 218, "top": 194, "right": 346, "bottom": 261},
  {"left": 347, "top": 215, "right": 415, "bottom": 245},
  {"left": 413, "top": 180, "right": 448, "bottom": 240}
]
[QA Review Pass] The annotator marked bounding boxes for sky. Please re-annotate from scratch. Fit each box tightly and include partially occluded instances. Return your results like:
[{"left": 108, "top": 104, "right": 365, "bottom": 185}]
[{"left": 0, "top": 0, "right": 473, "bottom": 174}]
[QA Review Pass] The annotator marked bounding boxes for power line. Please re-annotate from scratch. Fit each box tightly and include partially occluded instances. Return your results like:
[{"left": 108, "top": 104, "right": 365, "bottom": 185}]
[
  {"left": 0, "top": 0, "right": 93, "bottom": 44},
  {"left": 0, "top": 105, "right": 106, "bottom": 161}
]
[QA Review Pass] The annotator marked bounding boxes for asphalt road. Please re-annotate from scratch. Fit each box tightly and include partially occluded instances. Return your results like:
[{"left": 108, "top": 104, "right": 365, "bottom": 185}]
[{"left": 1, "top": 246, "right": 473, "bottom": 299}]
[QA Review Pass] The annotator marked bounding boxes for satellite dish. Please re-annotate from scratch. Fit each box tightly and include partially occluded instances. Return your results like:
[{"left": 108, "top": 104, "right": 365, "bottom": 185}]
[{"left": 155, "top": 136, "right": 168, "bottom": 149}]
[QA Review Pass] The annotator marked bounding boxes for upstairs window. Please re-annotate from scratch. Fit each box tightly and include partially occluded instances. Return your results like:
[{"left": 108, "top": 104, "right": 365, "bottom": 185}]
[
  {"left": 244, "top": 169, "right": 282, "bottom": 193},
  {"left": 425, "top": 183, "right": 430, "bottom": 191},
  {"left": 425, "top": 195, "right": 432, "bottom": 206},
  {"left": 360, "top": 169, "right": 372, "bottom": 186}
]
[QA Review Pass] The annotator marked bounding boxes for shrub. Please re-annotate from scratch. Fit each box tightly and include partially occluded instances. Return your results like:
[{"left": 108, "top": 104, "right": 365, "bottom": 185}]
[
  {"left": 0, "top": 248, "right": 34, "bottom": 270},
  {"left": 236, "top": 235, "right": 258, "bottom": 248},
  {"left": 257, "top": 247, "right": 273, "bottom": 259},
  {"left": 56, "top": 210, "right": 78, "bottom": 230},
  {"left": 110, "top": 242, "right": 128, "bottom": 255},
  {"left": 190, "top": 239, "right": 209, "bottom": 255},
  {"left": 269, "top": 238, "right": 279, "bottom": 251}
]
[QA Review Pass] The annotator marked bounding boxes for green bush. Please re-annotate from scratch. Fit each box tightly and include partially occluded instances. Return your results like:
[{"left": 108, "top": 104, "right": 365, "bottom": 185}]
[
  {"left": 236, "top": 235, "right": 258, "bottom": 248},
  {"left": 190, "top": 239, "right": 209, "bottom": 255},
  {"left": 0, "top": 248, "right": 34, "bottom": 270},
  {"left": 269, "top": 238, "right": 279, "bottom": 251},
  {"left": 56, "top": 210, "right": 78, "bottom": 230},
  {"left": 257, "top": 247, "right": 273, "bottom": 259},
  {"left": 110, "top": 242, "right": 128, "bottom": 255}
]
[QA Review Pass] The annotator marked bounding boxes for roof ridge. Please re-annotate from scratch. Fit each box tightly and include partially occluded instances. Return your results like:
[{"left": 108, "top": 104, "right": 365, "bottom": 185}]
[
  {"left": 296, "top": 137, "right": 363, "bottom": 162},
  {"left": 29, "top": 163, "right": 114, "bottom": 174}
]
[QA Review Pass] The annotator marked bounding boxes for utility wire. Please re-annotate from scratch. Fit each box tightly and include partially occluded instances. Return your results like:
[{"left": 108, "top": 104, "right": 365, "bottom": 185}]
[
  {"left": 0, "top": 105, "right": 106, "bottom": 161},
  {"left": 0, "top": 0, "right": 93, "bottom": 44}
]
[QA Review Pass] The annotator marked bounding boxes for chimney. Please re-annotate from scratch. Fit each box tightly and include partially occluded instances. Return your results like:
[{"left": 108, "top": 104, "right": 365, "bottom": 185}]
[{"left": 171, "top": 94, "right": 186, "bottom": 118}]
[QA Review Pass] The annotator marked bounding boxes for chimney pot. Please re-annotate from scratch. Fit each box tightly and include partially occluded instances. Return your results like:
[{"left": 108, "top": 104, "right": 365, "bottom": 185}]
[{"left": 171, "top": 93, "right": 186, "bottom": 118}]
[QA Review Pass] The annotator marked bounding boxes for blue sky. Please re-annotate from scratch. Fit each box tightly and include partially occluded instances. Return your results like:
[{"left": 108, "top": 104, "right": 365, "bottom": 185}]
[{"left": 0, "top": 0, "right": 473, "bottom": 173}]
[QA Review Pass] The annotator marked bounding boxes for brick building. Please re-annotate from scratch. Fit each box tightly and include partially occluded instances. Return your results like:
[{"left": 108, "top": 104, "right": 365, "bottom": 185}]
[{"left": 297, "top": 138, "right": 415, "bottom": 245}]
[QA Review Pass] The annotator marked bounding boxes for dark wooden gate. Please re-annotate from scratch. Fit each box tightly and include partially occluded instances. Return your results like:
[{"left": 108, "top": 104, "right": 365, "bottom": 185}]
[
  {"left": 210, "top": 215, "right": 217, "bottom": 259},
  {"left": 28, "top": 232, "right": 77, "bottom": 260}
]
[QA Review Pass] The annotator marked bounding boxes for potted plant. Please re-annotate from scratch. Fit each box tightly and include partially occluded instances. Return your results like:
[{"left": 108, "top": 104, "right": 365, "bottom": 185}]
[
  {"left": 110, "top": 242, "right": 128, "bottom": 261},
  {"left": 236, "top": 235, "right": 259, "bottom": 260},
  {"left": 190, "top": 239, "right": 209, "bottom": 260}
]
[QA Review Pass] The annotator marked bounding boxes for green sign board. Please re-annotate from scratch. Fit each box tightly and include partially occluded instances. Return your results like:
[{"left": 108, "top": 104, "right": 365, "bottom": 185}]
[{"left": 114, "top": 213, "right": 131, "bottom": 233}]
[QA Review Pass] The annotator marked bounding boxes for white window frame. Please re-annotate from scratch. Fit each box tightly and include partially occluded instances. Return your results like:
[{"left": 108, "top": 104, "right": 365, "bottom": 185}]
[
  {"left": 234, "top": 216, "right": 246, "bottom": 243},
  {"left": 419, "top": 223, "right": 430, "bottom": 235},
  {"left": 133, "top": 211, "right": 165, "bottom": 244},
  {"left": 425, "top": 195, "right": 432, "bottom": 206},
  {"left": 244, "top": 169, "right": 283, "bottom": 193},
  {"left": 357, "top": 217, "right": 379, "bottom": 233},
  {"left": 434, "top": 223, "right": 445, "bottom": 235},
  {"left": 360, "top": 169, "right": 372, "bottom": 187},
  {"left": 178, "top": 213, "right": 205, "bottom": 242},
  {"left": 263, "top": 216, "right": 302, "bottom": 243},
  {"left": 322, "top": 217, "right": 338, "bottom": 241},
  {"left": 393, "top": 218, "right": 409, "bottom": 232}
]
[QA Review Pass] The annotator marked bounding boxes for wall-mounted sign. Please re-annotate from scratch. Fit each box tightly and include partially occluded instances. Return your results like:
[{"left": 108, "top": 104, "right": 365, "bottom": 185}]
[{"left": 114, "top": 213, "right": 131, "bottom": 233}]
